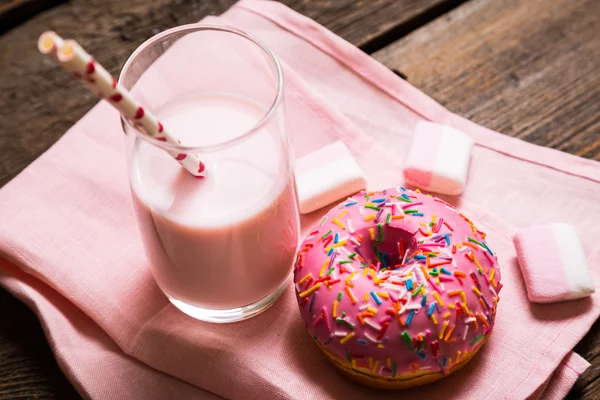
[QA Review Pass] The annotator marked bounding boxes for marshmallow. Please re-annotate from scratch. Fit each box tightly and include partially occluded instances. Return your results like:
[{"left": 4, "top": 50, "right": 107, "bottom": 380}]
[
  {"left": 513, "top": 223, "right": 595, "bottom": 303},
  {"left": 295, "top": 141, "right": 366, "bottom": 214},
  {"left": 403, "top": 121, "right": 474, "bottom": 195}
]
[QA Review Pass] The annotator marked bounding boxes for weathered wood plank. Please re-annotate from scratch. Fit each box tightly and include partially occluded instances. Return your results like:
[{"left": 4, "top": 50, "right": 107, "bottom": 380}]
[
  {"left": 0, "top": 0, "right": 67, "bottom": 35},
  {"left": 283, "top": 0, "right": 469, "bottom": 52},
  {"left": 570, "top": 319, "right": 600, "bottom": 400},
  {"left": 0, "top": 289, "right": 81, "bottom": 399},
  {"left": 373, "top": 0, "right": 600, "bottom": 161}
]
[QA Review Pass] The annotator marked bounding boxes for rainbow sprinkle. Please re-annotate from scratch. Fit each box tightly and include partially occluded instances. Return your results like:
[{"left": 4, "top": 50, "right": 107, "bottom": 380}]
[{"left": 370, "top": 291, "right": 382, "bottom": 305}]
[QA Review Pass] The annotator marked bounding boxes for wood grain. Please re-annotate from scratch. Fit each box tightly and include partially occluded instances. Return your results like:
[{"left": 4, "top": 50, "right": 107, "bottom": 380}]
[
  {"left": 0, "top": 289, "right": 81, "bottom": 399},
  {"left": 571, "top": 319, "right": 600, "bottom": 400},
  {"left": 281, "top": 0, "right": 469, "bottom": 53},
  {"left": 373, "top": 0, "right": 600, "bottom": 161},
  {"left": 0, "top": 0, "right": 67, "bottom": 35}
]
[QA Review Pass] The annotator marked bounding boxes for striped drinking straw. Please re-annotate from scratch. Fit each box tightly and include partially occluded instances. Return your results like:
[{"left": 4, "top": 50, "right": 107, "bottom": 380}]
[{"left": 38, "top": 31, "right": 206, "bottom": 177}]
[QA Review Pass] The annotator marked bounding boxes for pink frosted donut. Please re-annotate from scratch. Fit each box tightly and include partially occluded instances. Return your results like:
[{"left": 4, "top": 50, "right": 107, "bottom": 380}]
[{"left": 293, "top": 187, "right": 502, "bottom": 389}]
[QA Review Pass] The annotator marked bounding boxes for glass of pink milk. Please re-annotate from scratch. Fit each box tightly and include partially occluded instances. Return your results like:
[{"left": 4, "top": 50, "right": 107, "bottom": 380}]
[{"left": 119, "top": 25, "right": 300, "bottom": 323}]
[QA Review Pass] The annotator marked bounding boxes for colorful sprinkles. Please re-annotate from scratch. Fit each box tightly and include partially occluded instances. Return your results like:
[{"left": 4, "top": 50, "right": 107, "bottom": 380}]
[{"left": 293, "top": 188, "right": 501, "bottom": 380}]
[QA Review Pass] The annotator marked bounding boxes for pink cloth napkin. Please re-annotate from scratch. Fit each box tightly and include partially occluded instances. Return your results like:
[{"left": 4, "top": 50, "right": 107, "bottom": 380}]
[{"left": 1, "top": 1, "right": 599, "bottom": 399}]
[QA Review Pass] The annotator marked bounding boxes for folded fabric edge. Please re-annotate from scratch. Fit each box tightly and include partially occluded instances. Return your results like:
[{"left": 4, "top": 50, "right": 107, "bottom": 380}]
[
  {"left": 534, "top": 352, "right": 590, "bottom": 400},
  {"left": 233, "top": 0, "right": 600, "bottom": 184},
  {"left": 0, "top": 258, "right": 222, "bottom": 400},
  {"left": 508, "top": 300, "right": 599, "bottom": 399}
]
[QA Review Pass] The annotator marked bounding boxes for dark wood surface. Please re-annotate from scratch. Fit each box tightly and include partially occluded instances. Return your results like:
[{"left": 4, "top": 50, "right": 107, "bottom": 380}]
[
  {"left": 0, "top": 290, "right": 81, "bottom": 399},
  {"left": 0, "top": 0, "right": 598, "bottom": 399},
  {"left": 373, "top": 0, "right": 600, "bottom": 161},
  {"left": 0, "top": 0, "right": 67, "bottom": 35}
]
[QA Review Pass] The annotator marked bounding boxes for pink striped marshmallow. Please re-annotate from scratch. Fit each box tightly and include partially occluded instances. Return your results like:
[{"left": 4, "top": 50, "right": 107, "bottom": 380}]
[
  {"left": 403, "top": 121, "right": 474, "bottom": 196},
  {"left": 513, "top": 223, "right": 596, "bottom": 303}
]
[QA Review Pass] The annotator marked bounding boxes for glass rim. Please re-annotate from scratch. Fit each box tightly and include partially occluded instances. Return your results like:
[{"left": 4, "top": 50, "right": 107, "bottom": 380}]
[{"left": 118, "top": 23, "right": 284, "bottom": 153}]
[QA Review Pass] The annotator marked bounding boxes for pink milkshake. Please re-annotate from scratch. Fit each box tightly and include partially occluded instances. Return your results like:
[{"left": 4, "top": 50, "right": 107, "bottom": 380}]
[{"left": 129, "top": 92, "right": 299, "bottom": 320}]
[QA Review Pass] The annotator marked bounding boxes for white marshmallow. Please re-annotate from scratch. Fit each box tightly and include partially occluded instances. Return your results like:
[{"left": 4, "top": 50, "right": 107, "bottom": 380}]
[
  {"left": 403, "top": 121, "right": 474, "bottom": 195},
  {"left": 295, "top": 141, "right": 366, "bottom": 214}
]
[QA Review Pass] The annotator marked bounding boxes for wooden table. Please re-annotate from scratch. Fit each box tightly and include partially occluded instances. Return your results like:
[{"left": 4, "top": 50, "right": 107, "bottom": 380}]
[{"left": 0, "top": 0, "right": 598, "bottom": 398}]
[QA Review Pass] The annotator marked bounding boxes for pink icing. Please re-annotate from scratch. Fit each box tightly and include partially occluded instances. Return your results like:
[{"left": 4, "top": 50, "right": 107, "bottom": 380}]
[{"left": 293, "top": 187, "right": 502, "bottom": 378}]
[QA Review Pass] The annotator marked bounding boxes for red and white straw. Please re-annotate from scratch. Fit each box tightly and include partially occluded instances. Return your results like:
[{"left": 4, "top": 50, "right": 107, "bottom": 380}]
[{"left": 38, "top": 31, "right": 205, "bottom": 177}]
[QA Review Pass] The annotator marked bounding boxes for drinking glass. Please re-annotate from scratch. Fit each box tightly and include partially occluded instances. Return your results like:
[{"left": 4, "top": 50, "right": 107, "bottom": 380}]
[{"left": 119, "top": 24, "right": 300, "bottom": 323}]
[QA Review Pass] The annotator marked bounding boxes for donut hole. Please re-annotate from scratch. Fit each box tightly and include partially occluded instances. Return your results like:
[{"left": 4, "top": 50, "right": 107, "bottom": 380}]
[{"left": 352, "top": 225, "right": 418, "bottom": 269}]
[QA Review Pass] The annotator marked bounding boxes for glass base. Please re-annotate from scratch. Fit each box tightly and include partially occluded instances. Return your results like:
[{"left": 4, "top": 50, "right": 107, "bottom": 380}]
[{"left": 166, "top": 277, "right": 289, "bottom": 323}]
